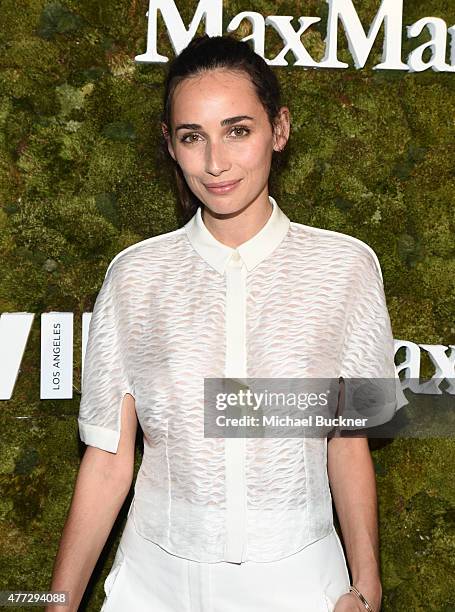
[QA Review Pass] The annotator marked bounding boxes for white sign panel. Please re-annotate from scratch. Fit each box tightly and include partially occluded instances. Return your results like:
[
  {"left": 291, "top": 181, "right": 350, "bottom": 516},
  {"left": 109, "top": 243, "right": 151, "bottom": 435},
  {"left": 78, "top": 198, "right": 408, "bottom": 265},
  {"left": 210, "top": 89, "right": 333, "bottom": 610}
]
[
  {"left": 40, "top": 312, "right": 74, "bottom": 400},
  {"left": 0, "top": 313, "right": 34, "bottom": 400}
]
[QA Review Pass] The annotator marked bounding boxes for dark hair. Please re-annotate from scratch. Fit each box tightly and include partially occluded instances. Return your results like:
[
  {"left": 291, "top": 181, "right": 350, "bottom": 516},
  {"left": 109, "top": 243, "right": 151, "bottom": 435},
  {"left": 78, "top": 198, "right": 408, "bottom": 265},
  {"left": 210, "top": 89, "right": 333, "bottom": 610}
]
[{"left": 160, "top": 34, "right": 286, "bottom": 222}]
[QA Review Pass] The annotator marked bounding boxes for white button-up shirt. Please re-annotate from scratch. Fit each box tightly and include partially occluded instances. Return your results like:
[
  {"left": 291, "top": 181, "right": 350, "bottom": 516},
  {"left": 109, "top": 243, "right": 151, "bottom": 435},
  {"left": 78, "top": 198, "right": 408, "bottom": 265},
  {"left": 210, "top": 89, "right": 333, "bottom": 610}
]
[{"left": 78, "top": 196, "right": 406, "bottom": 563}]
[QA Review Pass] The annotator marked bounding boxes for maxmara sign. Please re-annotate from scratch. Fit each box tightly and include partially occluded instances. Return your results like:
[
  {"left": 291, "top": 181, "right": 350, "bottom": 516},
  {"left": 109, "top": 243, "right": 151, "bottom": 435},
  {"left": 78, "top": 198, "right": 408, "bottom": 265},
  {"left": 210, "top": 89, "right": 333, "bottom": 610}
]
[{"left": 134, "top": 0, "right": 455, "bottom": 72}]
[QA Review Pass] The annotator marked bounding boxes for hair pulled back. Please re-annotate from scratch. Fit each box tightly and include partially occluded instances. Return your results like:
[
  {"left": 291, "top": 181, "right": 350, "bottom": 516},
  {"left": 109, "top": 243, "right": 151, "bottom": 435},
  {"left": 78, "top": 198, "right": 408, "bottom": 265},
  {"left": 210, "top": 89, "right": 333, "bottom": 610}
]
[{"left": 161, "top": 34, "right": 284, "bottom": 221}]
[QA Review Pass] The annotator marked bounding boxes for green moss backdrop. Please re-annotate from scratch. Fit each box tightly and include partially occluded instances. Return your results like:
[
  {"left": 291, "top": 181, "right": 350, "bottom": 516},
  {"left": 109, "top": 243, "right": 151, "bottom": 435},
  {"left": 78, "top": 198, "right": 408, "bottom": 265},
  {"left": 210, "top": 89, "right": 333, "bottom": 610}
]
[{"left": 0, "top": 1, "right": 454, "bottom": 610}]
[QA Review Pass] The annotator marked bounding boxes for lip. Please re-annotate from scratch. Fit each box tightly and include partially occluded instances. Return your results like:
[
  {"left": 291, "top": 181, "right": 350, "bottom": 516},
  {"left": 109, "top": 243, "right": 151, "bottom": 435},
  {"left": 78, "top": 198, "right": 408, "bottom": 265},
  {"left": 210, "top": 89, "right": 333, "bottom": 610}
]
[{"left": 204, "top": 179, "right": 242, "bottom": 194}]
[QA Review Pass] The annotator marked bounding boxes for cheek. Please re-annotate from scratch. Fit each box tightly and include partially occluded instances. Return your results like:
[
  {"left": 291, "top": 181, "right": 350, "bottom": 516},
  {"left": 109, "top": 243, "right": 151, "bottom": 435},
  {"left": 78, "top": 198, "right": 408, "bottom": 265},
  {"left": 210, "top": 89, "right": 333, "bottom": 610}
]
[
  {"left": 238, "top": 138, "right": 273, "bottom": 170},
  {"left": 175, "top": 147, "right": 203, "bottom": 174}
]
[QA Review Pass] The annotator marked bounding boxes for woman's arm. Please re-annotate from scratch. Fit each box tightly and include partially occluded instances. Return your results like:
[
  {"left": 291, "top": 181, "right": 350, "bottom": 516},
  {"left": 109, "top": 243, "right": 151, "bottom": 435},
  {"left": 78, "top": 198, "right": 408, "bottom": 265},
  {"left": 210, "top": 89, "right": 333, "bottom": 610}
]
[
  {"left": 327, "top": 436, "right": 382, "bottom": 611},
  {"left": 45, "top": 394, "right": 138, "bottom": 612}
]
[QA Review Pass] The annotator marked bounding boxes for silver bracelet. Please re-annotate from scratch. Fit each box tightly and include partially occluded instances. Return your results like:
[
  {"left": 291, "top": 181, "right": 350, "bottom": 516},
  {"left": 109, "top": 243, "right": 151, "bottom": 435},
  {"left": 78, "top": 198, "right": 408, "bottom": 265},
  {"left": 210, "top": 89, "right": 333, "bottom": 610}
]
[{"left": 349, "top": 585, "right": 376, "bottom": 611}]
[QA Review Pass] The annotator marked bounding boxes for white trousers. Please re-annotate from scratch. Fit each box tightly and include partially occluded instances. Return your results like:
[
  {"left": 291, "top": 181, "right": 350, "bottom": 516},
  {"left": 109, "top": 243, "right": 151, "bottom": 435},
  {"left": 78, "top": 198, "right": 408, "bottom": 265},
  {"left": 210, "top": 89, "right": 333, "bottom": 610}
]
[{"left": 100, "top": 514, "right": 351, "bottom": 612}]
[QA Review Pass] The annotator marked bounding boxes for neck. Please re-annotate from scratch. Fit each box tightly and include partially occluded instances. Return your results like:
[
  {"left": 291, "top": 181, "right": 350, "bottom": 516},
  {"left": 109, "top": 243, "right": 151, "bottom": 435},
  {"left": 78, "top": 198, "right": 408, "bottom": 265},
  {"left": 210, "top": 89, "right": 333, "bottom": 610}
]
[{"left": 201, "top": 190, "right": 273, "bottom": 248}]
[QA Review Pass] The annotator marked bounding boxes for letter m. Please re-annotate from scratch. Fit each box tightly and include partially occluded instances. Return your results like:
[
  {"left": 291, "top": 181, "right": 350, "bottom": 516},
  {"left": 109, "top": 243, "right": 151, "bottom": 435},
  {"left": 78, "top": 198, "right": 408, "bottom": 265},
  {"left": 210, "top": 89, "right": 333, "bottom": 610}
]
[
  {"left": 320, "top": 0, "right": 408, "bottom": 70},
  {"left": 135, "top": 0, "right": 223, "bottom": 63}
]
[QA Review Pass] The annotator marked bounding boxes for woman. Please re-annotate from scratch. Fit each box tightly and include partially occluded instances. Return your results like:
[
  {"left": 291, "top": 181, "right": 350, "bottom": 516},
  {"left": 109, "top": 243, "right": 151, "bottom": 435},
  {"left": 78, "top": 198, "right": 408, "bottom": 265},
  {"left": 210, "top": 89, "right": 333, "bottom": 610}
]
[{"left": 48, "top": 34, "right": 404, "bottom": 612}]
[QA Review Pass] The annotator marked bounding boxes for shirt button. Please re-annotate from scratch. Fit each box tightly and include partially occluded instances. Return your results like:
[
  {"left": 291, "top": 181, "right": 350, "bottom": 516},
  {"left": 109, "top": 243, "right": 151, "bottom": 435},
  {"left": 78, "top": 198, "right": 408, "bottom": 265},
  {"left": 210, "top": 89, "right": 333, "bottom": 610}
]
[{"left": 230, "top": 250, "right": 241, "bottom": 262}]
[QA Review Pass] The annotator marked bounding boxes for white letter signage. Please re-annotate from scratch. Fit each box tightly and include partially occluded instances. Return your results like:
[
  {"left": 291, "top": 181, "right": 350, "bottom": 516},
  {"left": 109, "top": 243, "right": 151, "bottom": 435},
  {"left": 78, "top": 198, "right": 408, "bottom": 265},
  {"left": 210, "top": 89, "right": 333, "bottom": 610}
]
[{"left": 134, "top": 0, "right": 455, "bottom": 72}]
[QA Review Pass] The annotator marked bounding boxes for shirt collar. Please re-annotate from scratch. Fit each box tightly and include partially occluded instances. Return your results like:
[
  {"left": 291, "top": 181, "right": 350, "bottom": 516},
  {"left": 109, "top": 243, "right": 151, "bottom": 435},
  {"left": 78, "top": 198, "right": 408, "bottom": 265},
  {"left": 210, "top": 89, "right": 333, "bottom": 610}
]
[{"left": 184, "top": 195, "right": 290, "bottom": 274}]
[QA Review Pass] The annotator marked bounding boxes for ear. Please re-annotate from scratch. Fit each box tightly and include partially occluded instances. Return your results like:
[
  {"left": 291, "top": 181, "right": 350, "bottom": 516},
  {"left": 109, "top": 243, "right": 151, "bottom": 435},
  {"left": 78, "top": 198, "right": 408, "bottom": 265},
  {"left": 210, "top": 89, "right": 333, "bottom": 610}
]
[
  {"left": 272, "top": 107, "right": 291, "bottom": 152},
  {"left": 161, "top": 122, "right": 176, "bottom": 162}
]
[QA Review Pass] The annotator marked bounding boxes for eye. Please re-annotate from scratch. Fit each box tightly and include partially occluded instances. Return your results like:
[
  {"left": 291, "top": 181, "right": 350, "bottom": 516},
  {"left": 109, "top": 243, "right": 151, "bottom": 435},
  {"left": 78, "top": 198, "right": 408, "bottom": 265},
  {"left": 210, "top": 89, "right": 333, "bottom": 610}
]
[
  {"left": 230, "top": 125, "right": 250, "bottom": 137},
  {"left": 180, "top": 132, "right": 202, "bottom": 144}
]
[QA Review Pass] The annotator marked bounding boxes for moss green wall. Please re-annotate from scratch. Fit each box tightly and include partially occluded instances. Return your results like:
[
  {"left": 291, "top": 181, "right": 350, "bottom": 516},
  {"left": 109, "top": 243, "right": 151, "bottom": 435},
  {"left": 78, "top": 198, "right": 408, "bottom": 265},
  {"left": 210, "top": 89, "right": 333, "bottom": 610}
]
[{"left": 0, "top": 1, "right": 454, "bottom": 610}]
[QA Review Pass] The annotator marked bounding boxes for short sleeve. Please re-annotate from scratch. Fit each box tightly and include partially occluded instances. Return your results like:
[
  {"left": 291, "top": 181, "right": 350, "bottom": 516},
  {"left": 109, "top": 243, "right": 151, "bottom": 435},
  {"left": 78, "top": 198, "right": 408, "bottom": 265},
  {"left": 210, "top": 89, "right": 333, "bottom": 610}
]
[
  {"left": 337, "top": 250, "right": 408, "bottom": 430},
  {"left": 78, "top": 263, "right": 133, "bottom": 453}
]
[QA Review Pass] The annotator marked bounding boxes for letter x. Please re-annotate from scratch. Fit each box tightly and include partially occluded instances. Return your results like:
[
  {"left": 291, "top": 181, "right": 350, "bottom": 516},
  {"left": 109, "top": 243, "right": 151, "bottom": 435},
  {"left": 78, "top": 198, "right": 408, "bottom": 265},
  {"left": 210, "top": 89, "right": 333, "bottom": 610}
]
[{"left": 265, "top": 16, "right": 321, "bottom": 66}]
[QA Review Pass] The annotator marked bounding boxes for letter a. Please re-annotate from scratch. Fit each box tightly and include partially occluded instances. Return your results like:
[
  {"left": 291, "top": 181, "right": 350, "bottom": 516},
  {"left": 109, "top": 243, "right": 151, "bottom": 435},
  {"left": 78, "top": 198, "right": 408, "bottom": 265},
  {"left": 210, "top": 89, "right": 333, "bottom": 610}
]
[
  {"left": 407, "top": 18, "right": 455, "bottom": 72},
  {"left": 227, "top": 12, "right": 266, "bottom": 57}
]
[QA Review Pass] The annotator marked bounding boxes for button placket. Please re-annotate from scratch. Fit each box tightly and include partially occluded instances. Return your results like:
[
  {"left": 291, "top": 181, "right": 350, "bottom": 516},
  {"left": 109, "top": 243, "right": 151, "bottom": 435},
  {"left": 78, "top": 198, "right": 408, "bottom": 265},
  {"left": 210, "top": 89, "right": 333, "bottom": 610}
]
[{"left": 223, "top": 250, "right": 248, "bottom": 563}]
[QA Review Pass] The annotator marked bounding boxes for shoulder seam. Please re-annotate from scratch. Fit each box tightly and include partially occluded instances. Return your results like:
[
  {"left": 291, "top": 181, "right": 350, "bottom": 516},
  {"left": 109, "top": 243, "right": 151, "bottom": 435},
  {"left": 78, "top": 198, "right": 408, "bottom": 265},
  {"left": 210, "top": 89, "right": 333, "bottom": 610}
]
[
  {"left": 105, "top": 227, "right": 185, "bottom": 279},
  {"left": 289, "top": 221, "right": 383, "bottom": 283}
]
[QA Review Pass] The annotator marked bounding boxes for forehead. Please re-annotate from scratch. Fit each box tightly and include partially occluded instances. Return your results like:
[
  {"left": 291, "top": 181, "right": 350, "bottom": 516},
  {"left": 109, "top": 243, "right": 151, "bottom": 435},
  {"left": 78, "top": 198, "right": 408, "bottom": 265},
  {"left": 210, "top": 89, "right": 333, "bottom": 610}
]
[{"left": 171, "top": 68, "right": 263, "bottom": 121}]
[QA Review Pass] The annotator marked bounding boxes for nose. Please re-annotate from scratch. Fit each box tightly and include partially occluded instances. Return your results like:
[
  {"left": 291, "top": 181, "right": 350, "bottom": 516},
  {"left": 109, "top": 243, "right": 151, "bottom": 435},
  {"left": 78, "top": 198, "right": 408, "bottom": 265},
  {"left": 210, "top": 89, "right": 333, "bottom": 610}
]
[{"left": 205, "top": 139, "right": 231, "bottom": 176}]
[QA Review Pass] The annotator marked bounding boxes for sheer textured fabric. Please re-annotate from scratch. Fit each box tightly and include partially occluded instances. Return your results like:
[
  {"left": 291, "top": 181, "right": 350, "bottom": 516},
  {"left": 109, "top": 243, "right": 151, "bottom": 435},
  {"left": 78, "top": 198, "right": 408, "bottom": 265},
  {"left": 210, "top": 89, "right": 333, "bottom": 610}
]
[{"left": 78, "top": 196, "right": 407, "bottom": 563}]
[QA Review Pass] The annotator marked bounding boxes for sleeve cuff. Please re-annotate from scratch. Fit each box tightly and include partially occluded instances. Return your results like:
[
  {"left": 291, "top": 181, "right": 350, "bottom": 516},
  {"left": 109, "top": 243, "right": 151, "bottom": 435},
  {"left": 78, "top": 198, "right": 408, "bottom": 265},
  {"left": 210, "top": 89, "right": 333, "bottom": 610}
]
[{"left": 78, "top": 419, "right": 120, "bottom": 453}]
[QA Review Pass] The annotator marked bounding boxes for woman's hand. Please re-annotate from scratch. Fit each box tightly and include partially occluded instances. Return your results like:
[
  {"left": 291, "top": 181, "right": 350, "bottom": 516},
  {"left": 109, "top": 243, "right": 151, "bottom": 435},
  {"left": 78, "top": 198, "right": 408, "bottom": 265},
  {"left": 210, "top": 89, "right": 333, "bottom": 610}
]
[{"left": 334, "top": 592, "right": 375, "bottom": 611}]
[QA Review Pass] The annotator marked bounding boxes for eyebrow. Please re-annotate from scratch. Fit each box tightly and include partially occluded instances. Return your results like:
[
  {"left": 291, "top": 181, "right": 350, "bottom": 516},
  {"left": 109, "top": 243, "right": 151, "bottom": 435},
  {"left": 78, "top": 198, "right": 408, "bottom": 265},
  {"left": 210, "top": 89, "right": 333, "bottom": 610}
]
[{"left": 175, "top": 115, "right": 254, "bottom": 132}]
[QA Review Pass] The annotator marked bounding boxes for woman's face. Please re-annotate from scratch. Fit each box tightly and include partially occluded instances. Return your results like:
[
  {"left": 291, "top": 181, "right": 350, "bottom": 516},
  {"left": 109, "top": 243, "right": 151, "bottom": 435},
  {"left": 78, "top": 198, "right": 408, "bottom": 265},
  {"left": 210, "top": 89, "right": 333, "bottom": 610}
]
[{"left": 162, "top": 68, "right": 289, "bottom": 216}]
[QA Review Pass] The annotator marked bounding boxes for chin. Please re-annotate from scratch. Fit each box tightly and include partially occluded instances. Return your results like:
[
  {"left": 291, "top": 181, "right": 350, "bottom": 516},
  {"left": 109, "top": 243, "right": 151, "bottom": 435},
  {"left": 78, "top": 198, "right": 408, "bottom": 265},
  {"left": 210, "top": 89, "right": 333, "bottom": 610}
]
[{"left": 203, "top": 199, "right": 247, "bottom": 217}]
